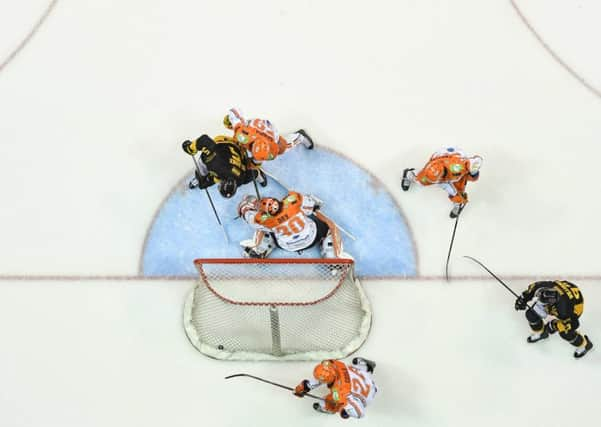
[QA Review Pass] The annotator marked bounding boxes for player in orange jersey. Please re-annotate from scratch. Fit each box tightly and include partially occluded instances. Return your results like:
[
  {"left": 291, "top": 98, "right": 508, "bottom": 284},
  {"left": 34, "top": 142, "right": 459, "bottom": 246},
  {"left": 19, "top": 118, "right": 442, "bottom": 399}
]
[
  {"left": 224, "top": 107, "right": 314, "bottom": 162},
  {"left": 294, "top": 358, "right": 377, "bottom": 419},
  {"left": 401, "top": 147, "right": 482, "bottom": 218},
  {"left": 237, "top": 191, "right": 348, "bottom": 259}
]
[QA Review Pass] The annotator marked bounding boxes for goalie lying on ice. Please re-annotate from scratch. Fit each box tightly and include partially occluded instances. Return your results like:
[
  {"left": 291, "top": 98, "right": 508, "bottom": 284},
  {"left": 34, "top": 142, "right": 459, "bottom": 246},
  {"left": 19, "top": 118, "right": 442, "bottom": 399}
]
[
  {"left": 294, "top": 358, "right": 377, "bottom": 419},
  {"left": 237, "top": 191, "right": 349, "bottom": 259}
]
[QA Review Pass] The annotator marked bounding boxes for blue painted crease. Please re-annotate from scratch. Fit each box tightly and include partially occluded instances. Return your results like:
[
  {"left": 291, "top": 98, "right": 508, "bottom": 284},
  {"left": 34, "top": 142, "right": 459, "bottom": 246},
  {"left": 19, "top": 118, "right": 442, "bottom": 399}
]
[{"left": 142, "top": 147, "right": 416, "bottom": 278}]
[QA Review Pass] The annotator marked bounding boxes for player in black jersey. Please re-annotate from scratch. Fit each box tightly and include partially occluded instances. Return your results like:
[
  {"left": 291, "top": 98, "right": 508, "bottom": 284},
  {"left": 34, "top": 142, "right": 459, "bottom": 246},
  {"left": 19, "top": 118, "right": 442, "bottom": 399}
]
[
  {"left": 515, "top": 280, "right": 593, "bottom": 358},
  {"left": 182, "top": 134, "right": 266, "bottom": 198}
]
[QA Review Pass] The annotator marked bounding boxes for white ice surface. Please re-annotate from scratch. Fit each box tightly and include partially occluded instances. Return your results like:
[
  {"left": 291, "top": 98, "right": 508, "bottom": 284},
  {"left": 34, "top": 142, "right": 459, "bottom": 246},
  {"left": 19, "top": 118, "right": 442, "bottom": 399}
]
[{"left": 1, "top": 1, "right": 600, "bottom": 426}]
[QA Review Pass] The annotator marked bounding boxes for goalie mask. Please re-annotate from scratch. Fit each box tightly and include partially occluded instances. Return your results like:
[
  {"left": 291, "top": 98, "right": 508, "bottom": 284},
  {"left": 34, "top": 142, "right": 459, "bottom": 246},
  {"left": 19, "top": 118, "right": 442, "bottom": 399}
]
[
  {"left": 535, "top": 287, "right": 559, "bottom": 305},
  {"left": 260, "top": 197, "right": 280, "bottom": 215},
  {"left": 219, "top": 178, "right": 238, "bottom": 198}
]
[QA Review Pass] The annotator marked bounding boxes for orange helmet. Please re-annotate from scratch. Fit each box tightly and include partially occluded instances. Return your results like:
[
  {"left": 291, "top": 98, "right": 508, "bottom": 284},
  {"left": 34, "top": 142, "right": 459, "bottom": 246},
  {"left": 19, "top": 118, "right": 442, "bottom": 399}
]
[
  {"left": 251, "top": 139, "right": 275, "bottom": 161},
  {"left": 420, "top": 161, "right": 445, "bottom": 184},
  {"left": 313, "top": 360, "right": 337, "bottom": 384},
  {"left": 260, "top": 198, "right": 280, "bottom": 215}
]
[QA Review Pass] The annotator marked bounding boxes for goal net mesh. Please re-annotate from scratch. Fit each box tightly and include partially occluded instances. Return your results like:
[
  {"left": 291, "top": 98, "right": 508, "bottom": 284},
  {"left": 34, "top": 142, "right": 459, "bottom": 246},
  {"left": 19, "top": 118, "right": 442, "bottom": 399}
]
[{"left": 183, "top": 258, "right": 372, "bottom": 361}]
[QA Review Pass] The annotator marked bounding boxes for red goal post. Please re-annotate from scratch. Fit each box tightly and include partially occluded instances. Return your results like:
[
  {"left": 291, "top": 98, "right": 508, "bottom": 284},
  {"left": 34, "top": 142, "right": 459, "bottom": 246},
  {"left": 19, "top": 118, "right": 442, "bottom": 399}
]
[{"left": 183, "top": 258, "right": 372, "bottom": 361}]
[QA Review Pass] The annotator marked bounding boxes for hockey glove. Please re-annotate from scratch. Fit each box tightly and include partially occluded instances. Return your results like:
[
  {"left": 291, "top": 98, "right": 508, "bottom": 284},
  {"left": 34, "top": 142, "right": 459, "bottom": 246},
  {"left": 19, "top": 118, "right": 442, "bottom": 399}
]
[
  {"left": 182, "top": 140, "right": 197, "bottom": 155},
  {"left": 514, "top": 294, "right": 527, "bottom": 311},
  {"left": 294, "top": 380, "right": 310, "bottom": 397},
  {"left": 237, "top": 195, "right": 259, "bottom": 218}
]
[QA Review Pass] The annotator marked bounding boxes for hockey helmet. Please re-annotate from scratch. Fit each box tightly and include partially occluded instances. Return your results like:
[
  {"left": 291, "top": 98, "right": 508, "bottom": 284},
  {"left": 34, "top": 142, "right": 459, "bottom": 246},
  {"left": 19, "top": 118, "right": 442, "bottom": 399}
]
[
  {"left": 223, "top": 114, "right": 233, "bottom": 129},
  {"left": 251, "top": 139, "right": 275, "bottom": 161},
  {"left": 195, "top": 134, "right": 216, "bottom": 156},
  {"left": 535, "top": 287, "right": 559, "bottom": 305},
  {"left": 420, "top": 161, "right": 445, "bottom": 184},
  {"left": 218, "top": 178, "right": 238, "bottom": 199},
  {"left": 260, "top": 197, "right": 280, "bottom": 215},
  {"left": 313, "top": 360, "right": 337, "bottom": 384}
]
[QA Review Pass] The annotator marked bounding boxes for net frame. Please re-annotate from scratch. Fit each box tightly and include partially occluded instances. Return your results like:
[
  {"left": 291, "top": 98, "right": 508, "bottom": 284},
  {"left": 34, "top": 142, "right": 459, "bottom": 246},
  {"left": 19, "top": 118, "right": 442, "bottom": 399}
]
[{"left": 183, "top": 258, "right": 372, "bottom": 361}]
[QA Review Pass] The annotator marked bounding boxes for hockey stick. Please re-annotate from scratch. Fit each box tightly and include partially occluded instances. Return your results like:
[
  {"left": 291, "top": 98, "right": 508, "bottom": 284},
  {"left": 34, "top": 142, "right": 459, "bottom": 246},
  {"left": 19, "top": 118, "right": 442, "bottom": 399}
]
[
  {"left": 190, "top": 156, "right": 229, "bottom": 243},
  {"left": 260, "top": 169, "right": 357, "bottom": 241},
  {"left": 445, "top": 206, "right": 464, "bottom": 281},
  {"left": 225, "top": 374, "right": 324, "bottom": 401},
  {"left": 463, "top": 256, "right": 535, "bottom": 309},
  {"left": 251, "top": 175, "right": 262, "bottom": 199}
]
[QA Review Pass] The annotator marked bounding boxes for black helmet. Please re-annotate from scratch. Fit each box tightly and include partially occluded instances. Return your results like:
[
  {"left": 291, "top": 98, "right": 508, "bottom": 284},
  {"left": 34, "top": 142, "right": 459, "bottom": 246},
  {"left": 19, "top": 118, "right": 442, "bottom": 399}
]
[
  {"left": 535, "top": 287, "right": 559, "bottom": 305},
  {"left": 219, "top": 178, "right": 238, "bottom": 198}
]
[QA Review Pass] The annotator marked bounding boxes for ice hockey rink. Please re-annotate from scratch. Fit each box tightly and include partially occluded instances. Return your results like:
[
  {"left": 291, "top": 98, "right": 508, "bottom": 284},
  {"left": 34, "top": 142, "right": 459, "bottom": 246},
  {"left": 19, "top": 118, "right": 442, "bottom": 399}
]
[{"left": 1, "top": 1, "right": 601, "bottom": 425}]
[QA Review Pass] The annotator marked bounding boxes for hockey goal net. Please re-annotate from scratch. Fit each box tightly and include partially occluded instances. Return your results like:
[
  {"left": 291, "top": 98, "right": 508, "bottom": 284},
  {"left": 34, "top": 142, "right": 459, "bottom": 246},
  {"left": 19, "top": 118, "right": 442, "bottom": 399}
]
[{"left": 184, "top": 258, "right": 372, "bottom": 361}]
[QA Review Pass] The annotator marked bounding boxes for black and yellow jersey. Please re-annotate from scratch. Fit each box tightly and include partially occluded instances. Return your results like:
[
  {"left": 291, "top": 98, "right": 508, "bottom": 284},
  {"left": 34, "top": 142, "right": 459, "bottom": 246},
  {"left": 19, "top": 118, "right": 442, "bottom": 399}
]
[
  {"left": 193, "top": 135, "right": 256, "bottom": 187},
  {"left": 523, "top": 280, "right": 584, "bottom": 332}
]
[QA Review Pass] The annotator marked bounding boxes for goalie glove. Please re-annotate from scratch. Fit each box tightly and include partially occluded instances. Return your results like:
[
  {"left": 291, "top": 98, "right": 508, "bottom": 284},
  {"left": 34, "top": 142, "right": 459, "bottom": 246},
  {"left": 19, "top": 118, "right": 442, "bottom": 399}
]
[
  {"left": 301, "top": 194, "right": 323, "bottom": 214},
  {"left": 237, "top": 195, "right": 259, "bottom": 218},
  {"left": 294, "top": 380, "right": 310, "bottom": 397}
]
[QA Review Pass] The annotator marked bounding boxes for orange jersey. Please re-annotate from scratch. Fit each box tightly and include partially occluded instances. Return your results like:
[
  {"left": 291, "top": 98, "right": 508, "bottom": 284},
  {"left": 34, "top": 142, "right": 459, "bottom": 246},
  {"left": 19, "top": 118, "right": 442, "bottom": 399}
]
[
  {"left": 415, "top": 154, "right": 474, "bottom": 186},
  {"left": 230, "top": 115, "right": 285, "bottom": 161},
  {"left": 308, "top": 360, "right": 377, "bottom": 418}
]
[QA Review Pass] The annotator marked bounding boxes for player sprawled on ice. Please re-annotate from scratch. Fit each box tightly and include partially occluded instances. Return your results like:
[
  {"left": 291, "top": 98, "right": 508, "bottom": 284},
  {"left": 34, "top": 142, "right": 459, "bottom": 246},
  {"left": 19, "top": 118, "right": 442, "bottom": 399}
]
[
  {"left": 294, "top": 358, "right": 377, "bottom": 419},
  {"left": 515, "top": 280, "right": 593, "bottom": 358},
  {"left": 237, "top": 191, "right": 349, "bottom": 259},
  {"left": 401, "top": 147, "right": 482, "bottom": 218},
  {"left": 182, "top": 134, "right": 266, "bottom": 198},
  {"left": 224, "top": 107, "right": 314, "bottom": 162}
]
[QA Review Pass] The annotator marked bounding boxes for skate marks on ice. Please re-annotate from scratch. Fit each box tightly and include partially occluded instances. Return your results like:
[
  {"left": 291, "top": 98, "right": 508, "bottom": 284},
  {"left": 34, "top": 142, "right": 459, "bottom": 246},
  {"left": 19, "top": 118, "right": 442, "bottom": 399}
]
[
  {"left": 141, "top": 146, "right": 417, "bottom": 278},
  {"left": 0, "top": 0, "right": 58, "bottom": 73},
  {"left": 511, "top": 0, "right": 601, "bottom": 99}
]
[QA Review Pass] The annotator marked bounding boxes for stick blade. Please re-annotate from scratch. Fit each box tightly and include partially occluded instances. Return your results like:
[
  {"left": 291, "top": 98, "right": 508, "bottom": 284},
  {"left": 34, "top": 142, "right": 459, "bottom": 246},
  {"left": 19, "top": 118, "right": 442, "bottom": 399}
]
[{"left": 224, "top": 373, "right": 248, "bottom": 380}]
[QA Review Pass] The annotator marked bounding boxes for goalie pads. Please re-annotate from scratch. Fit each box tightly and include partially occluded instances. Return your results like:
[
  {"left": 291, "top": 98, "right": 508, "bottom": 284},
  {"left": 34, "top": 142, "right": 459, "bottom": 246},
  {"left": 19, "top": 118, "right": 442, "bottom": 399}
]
[{"left": 314, "top": 211, "right": 343, "bottom": 258}]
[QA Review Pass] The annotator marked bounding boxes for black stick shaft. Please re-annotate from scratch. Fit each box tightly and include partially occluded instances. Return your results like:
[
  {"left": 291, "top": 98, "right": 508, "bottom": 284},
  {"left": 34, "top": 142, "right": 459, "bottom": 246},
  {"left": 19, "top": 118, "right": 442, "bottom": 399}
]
[
  {"left": 190, "top": 156, "right": 228, "bottom": 243},
  {"left": 225, "top": 374, "right": 324, "bottom": 401},
  {"left": 251, "top": 173, "right": 261, "bottom": 199},
  {"left": 445, "top": 216, "right": 460, "bottom": 281},
  {"left": 463, "top": 256, "right": 519, "bottom": 297},
  {"left": 464, "top": 256, "right": 537, "bottom": 310}
]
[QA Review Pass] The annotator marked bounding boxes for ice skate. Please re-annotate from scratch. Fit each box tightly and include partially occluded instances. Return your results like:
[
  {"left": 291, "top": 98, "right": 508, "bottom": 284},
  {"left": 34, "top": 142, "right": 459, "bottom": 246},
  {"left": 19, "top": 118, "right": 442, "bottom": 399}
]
[
  {"left": 352, "top": 357, "right": 376, "bottom": 373},
  {"left": 313, "top": 402, "right": 334, "bottom": 415},
  {"left": 527, "top": 328, "right": 549, "bottom": 343},
  {"left": 574, "top": 335, "right": 593, "bottom": 359},
  {"left": 188, "top": 177, "right": 199, "bottom": 189},
  {"left": 296, "top": 129, "right": 314, "bottom": 149},
  {"left": 401, "top": 168, "right": 414, "bottom": 191},
  {"left": 449, "top": 204, "right": 464, "bottom": 219}
]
